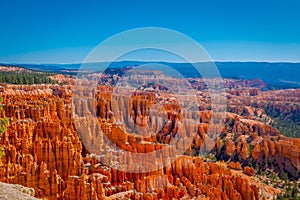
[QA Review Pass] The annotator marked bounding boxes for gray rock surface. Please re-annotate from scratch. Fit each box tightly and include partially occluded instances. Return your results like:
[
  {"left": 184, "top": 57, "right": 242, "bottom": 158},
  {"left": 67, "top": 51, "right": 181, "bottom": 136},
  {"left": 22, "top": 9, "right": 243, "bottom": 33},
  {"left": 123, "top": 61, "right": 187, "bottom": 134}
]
[{"left": 0, "top": 182, "right": 38, "bottom": 200}]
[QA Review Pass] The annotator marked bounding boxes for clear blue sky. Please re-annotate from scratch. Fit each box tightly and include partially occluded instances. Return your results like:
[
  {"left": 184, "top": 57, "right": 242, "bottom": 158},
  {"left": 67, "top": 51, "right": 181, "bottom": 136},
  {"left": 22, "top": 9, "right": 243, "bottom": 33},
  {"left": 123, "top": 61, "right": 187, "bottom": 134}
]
[{"left": 0, "top": 0, "right": 300, "bottom": 63}]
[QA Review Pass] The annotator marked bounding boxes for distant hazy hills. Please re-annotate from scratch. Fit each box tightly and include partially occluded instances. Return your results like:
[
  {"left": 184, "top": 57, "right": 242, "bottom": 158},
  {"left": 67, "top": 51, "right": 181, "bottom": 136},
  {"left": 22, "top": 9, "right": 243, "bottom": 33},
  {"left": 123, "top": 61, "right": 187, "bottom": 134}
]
[{"left": 2, "top": 61, "right": 300, "bottom": 89}]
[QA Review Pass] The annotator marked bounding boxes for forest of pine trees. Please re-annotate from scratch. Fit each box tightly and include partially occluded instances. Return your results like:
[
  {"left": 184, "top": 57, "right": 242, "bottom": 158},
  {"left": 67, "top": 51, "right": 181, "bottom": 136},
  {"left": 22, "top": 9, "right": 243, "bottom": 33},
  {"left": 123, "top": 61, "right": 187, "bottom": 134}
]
[{"left": 0, "top": 71, "right": 57, "bottom": 85}]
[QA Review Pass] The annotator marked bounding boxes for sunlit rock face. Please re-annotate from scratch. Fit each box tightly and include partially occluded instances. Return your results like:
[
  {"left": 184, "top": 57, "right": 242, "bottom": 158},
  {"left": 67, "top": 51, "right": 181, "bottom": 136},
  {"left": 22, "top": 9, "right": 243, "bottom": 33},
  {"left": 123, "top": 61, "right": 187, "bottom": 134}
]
[{"left": 0, "top": 83, "right": 298, "bottom": 199}]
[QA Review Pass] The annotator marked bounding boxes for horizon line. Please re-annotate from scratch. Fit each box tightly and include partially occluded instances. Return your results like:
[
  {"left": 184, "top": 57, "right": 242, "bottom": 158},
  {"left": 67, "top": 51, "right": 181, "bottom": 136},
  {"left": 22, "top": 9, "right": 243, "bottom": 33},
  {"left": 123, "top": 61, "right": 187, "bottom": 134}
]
[{"left": 2, "top": 60, "right": 300, "bottom": 66}]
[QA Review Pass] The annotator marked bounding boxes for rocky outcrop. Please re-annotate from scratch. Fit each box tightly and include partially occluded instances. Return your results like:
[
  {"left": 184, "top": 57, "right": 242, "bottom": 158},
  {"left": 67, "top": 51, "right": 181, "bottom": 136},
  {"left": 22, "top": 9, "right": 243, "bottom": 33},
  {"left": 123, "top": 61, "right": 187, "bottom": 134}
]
[
  {"left": 0, "top": 86, "right": 81, "bottom": 199},
  {"left": 0, "top": 182, "right": 37, "bottom": 200},
  {"left": 228, "top": 161, "right": 242, "bottom": 170},
  {"left": 0, "top": 84, "right": 294, "bottom": 199},
  {"left": 214, "top": 114, "right": 300, "bottom": 178},
  {"left": 244, "top": 166, "right": 255, "bottom": 176}
]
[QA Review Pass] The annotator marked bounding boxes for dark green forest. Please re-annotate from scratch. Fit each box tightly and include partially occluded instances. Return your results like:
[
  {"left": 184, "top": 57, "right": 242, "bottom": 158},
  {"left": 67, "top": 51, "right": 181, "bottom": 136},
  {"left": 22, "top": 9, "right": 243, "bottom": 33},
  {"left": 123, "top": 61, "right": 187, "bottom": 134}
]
[
  {"left": 0, "top": 71, "right": 57, "bottom": 85},
  {"left": 270, "top": 120, "right": 300, "bottom": 138},
  {"left": 264, "top": 103, "right": 300, "bottom": 138}
]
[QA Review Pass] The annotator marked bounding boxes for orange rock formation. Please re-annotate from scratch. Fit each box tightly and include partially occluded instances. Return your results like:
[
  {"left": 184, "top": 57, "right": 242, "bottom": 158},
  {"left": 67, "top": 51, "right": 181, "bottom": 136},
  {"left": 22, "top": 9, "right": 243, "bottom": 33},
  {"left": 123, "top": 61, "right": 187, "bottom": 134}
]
[{"left": 0, "top": 84, "right": 296, "bottom": 199}]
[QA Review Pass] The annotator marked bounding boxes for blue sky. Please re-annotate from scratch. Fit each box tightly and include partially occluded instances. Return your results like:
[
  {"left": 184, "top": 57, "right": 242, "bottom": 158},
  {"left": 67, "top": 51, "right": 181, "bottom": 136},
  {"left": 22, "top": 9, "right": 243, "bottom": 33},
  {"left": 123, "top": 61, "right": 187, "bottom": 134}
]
[{"left": 0, "top": 0, "right": 300, "bottom": 63}]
